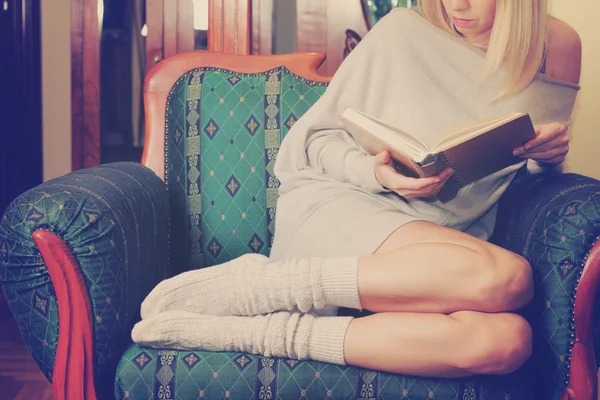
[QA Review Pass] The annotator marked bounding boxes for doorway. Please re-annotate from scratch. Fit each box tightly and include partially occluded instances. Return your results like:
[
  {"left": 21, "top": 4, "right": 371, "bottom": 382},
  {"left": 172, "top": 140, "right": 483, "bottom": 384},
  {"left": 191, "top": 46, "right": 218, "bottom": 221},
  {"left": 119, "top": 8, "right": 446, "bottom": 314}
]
[{"left": 0, "top": 0, "right": 43, "bottom": 216}]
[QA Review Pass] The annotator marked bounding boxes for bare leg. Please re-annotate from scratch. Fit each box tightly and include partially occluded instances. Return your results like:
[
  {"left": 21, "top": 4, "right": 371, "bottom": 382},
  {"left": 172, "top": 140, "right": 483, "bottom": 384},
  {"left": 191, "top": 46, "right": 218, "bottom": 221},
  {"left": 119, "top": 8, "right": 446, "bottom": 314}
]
[
  {"left": 357, "top": 221, "right": 533, "bottom": 314},
  {"left": 344, "top": 310, "right": 532, "bottom": 377}
]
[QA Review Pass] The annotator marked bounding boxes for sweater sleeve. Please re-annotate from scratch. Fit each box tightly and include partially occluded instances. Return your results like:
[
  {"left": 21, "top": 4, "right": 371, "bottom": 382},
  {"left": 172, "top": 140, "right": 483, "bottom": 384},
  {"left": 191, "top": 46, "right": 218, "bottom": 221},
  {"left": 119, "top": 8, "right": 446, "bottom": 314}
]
[
  {"left": 274, "top": 8, "right": 411, "bottom": 194},
  {"left": 306, "top": 129, "right": 387, "bottom": 193}
]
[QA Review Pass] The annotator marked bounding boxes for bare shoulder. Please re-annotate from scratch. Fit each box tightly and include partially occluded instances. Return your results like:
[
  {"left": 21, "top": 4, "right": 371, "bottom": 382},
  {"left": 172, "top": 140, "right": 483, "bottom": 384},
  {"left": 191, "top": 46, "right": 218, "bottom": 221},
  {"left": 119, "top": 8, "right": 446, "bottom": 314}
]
[{"left": 545, "top": 17, "right": 582, "bottom": 85}]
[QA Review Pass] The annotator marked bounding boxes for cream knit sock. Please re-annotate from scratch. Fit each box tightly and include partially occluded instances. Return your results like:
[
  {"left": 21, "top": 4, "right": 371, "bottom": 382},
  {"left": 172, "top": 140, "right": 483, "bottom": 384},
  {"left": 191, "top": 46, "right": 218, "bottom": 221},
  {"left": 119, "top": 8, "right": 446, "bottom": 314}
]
[
  {"left": 140, "top": 254, "right": 361, "bottom": 318},
  {"left": 131, "top": 310, "right": 353, "bottom": 365}
]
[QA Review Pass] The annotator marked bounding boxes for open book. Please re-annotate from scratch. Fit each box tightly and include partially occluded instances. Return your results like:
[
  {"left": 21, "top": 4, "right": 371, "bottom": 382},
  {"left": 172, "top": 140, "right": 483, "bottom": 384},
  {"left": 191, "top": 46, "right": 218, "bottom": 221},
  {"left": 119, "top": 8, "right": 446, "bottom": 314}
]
[{"left": 339, "top": 109, "right": 536, "bottom": 196}]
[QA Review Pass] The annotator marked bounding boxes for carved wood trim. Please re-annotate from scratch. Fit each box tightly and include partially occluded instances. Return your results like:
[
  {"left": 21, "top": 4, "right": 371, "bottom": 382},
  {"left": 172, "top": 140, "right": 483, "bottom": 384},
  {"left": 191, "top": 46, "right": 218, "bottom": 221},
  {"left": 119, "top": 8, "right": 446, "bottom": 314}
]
[{"left": 71, "top": 0, "right": 101, "bottom": 170}]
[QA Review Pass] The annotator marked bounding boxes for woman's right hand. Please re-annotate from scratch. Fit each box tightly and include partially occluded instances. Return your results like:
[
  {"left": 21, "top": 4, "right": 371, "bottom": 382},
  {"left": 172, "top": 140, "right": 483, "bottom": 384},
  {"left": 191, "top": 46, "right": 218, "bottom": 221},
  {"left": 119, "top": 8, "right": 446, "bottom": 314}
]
[{"left": 374, "top": 150, "right": 454, "bottom": 199}]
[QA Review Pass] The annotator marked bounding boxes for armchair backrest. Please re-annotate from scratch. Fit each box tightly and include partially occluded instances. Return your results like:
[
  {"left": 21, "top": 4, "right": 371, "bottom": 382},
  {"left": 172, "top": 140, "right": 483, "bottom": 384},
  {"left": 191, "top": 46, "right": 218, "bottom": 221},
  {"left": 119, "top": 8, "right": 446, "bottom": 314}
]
[{"left": 142, "top": 52, "right": 330, "bottom": 275}]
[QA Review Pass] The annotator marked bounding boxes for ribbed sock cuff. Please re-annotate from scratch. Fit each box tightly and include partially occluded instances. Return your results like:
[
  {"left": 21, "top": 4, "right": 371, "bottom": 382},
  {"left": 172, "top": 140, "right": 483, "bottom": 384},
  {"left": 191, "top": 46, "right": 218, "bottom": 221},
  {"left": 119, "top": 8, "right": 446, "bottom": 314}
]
[
  {"left": 308, "top": 316, "right": 353, "bottom": 365},
  {"left": 321, "top": 257, "right": 362, "bottom": 310}
]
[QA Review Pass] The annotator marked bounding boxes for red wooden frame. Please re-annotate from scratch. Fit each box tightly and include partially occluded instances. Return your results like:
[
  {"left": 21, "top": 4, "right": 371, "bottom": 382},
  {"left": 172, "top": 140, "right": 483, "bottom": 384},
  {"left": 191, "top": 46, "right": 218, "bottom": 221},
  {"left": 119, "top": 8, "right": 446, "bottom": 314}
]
[
  {"left": 562, "top": 239, "right": 600, "bottom": 400},
  {"left": 32, "top": 230, "right": 97, "bottom": 400},
  {"left": 141, "top": 51, "right": 330, "bottom": 178}
]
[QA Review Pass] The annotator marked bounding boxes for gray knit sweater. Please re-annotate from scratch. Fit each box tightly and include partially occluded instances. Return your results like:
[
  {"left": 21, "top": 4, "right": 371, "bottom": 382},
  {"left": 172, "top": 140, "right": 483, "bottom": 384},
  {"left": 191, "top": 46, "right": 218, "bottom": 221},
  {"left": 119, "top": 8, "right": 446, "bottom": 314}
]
[{"left": 270, "top": 8, "right": 579, "bottom": 259}]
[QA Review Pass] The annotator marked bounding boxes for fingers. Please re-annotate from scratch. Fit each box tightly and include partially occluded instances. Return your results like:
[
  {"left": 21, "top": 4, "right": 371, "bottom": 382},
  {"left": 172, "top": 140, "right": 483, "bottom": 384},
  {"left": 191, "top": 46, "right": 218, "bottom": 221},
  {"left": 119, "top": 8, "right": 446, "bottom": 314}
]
[
  {"left": 515, "top": 129, "right": 569, "bottom": 163},
  {"left": 524, "top": 128, "right": 563, "bottom": 150},
  {"left": 399, "top": 168, "right": 454, "bottom": 199},
  {"left": 516, "top": 123, "right": 565, "bottom": 154},
  {"left": 374, "top": 154, "right": 455, "bottom": 199},
  {"left": 423, "top": 168, "right": 455, "bottom": 197},
  {"left": 384, "top": 176, "right": 439, "bottom": 193},
  {"left": 515, "top": 136, "right": 568, "bottom": 156},
  {"left": 430, "top": 168, "right": 455, "bottom": 196},
  {"left": 521, "top": 145, "right": 569, "bottom": 162},
  {"left": 528, "top": 136, "right": 568, "bottom": 153},
  {"left": 374, "top": 150, "right": 391, "bottom": 165},
  {"left": 537, "top": 156, "right": 565, "bottom": 166}
]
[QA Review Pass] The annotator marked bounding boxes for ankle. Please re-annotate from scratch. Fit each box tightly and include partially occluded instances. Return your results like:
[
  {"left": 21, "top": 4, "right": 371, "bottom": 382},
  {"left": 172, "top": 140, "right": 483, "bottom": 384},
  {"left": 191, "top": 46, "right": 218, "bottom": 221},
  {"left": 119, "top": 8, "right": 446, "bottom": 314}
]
[{"left": 320, "top": 257, "right": 362, "bottom": 310}]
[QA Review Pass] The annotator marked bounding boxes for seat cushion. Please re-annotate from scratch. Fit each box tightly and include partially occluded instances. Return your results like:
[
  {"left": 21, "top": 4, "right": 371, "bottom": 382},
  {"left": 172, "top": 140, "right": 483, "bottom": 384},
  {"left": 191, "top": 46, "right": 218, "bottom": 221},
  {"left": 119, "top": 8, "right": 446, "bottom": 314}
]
[{"left": 115, "top": 344, "right": 532, "bottom": 399}]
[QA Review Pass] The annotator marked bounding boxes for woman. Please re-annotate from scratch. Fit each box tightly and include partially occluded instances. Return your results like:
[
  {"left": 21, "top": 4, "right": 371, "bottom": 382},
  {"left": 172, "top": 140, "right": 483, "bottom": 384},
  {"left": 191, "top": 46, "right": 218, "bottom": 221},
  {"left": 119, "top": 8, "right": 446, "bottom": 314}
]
[{"left": 133, "top": 0, "right": 582, "bottom": 378}]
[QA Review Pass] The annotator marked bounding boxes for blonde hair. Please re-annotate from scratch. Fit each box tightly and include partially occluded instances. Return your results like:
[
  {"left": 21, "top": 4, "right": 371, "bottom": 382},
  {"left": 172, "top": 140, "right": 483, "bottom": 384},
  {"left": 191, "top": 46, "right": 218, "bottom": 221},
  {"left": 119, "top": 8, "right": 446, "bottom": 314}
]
[{"left": 417, "top": 0, "right": 548, "bottom": 98}]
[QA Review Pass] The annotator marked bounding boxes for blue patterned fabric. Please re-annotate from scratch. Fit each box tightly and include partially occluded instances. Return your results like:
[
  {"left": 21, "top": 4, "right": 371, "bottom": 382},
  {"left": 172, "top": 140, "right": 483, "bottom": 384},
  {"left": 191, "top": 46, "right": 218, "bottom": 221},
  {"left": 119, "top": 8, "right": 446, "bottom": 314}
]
[
  {"left": 491, "top": 171, "right": 600, "bottom": 400},
  {"left": 0, "top": 162, "right": 169, "bottom": 399},
  {"left": 115, "top": 344, "right": 531, "bottom": 399}
]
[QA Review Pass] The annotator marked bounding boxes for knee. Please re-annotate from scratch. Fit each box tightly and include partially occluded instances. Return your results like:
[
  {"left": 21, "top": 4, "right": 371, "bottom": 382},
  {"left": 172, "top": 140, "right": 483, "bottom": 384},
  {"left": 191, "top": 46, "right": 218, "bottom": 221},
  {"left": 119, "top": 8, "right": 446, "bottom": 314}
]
[
  {"left": 475, "top": 249, "right": 533, "bottom": 312},
  {"left": 452, "top": 312, "right": 532, "bottom": 375}
]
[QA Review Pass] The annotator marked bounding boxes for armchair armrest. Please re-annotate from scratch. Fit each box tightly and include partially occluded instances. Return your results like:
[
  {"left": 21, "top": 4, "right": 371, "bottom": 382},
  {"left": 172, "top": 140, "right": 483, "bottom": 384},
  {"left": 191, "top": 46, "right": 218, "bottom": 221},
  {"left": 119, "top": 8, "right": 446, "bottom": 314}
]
[
  {"left": 0, "top": 162, "right": 169, "bottom": 400},
  {"left": 492, "top": 171, "right": 600, "bottom": 400}
]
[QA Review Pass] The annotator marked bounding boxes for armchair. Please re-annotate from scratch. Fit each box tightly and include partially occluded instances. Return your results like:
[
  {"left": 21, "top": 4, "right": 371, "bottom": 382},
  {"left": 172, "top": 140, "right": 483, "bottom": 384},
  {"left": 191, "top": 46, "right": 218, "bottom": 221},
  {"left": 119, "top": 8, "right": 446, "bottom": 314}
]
[{"left": 1, "top": 51, "right": 599, "bottom": 400}]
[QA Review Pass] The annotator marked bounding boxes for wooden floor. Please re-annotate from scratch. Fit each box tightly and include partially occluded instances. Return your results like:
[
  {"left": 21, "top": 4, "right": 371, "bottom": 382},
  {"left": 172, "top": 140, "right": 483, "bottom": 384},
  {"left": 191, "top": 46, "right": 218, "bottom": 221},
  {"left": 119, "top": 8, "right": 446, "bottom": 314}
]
[{"left": 0, "top": 295, "right": 52, "bottom": 400}]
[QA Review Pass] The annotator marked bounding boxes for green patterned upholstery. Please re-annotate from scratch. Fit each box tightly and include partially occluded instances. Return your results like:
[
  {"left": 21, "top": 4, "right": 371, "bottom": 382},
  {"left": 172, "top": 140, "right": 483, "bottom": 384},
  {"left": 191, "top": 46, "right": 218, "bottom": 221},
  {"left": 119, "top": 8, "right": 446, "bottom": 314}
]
[
  {"left": 166, "top": 67, "right": 327, "bottom": 276},
  {"left": 115, "top": 344, "right": 531, "bottom": 399},
  {"left": 0, "top": 163, "right": 168, "bottom": 399}
]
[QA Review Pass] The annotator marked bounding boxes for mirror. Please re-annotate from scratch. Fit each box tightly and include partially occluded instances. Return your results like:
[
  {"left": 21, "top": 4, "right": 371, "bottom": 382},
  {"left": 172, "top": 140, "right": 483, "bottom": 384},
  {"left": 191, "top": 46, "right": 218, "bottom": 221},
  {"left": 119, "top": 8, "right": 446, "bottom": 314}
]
[
  {"left": 192, "top": 0, "right": 209, "bottom": 50},
  {"left": 99, "top": 0, "right": 210, "bottom": 164},
  {"left": 99, "top": 0, "right": 146, "bottom": 164},
  {"left": 273, "top": 0, "right": 297, "bottom": 54}
]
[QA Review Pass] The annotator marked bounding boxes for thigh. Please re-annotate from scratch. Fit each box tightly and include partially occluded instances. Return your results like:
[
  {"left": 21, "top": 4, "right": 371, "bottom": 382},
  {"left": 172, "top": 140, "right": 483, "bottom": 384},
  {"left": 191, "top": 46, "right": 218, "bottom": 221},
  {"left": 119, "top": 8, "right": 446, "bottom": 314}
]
[
  {"left": 360, "top": 221, "right": 533, "bottom": 314},
  {"left": 374, "top": 220, "right": 508, "bottom": 257},
  {"left": 344, "top": 310, "right": 531, "bottom": 377}
]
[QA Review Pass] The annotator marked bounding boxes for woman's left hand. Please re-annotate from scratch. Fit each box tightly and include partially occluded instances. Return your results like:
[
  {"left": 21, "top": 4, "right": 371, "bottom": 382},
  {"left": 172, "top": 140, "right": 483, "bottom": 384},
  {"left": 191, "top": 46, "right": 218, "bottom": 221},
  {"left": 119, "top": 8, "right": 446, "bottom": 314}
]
[{"left": 513, "top": 122, "right": 569, "bottom": 165}]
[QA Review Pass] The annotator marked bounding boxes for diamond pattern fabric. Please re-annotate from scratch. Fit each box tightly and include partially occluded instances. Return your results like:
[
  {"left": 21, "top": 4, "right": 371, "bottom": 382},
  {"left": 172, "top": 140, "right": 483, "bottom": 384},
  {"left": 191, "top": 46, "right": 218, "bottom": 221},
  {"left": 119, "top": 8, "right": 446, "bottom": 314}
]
[
  {"left": 491, "top": 171, "right": 600, "bottom": 399},
  {"left": 116, "top": 344, "right": 531, "bottom": 399},
  {"left": 0, "top": 162, "right": 169, "bottom": 398},
  {"left": 165, "top": 67, "right": 327, "bottom": 274}
]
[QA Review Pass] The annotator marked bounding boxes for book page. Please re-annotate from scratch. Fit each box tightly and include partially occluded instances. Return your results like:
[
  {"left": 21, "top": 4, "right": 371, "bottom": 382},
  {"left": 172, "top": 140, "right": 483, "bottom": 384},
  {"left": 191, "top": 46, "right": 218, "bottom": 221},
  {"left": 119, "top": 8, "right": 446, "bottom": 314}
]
[
  {"left": 431, "top": 113, "right": 525, "bottom": 152},
  {"left": 340, "top": 109, "right": 430, "bottom": 160}
]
